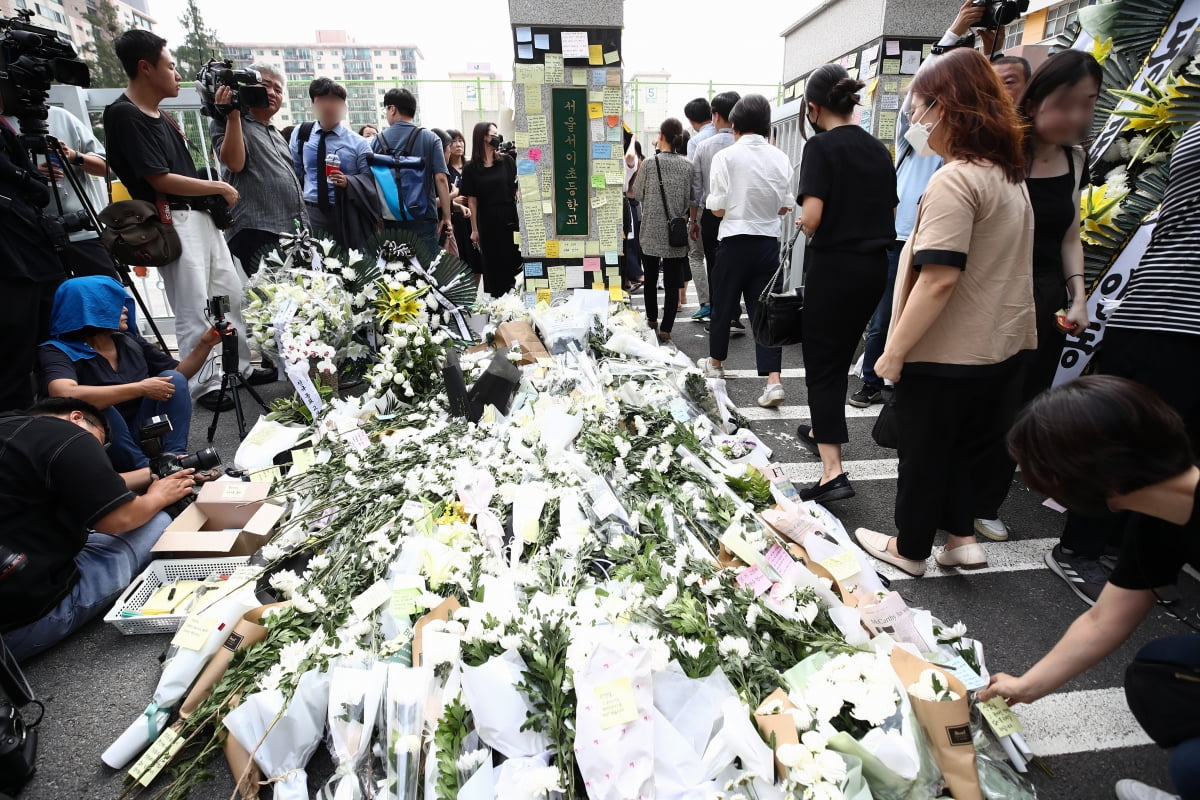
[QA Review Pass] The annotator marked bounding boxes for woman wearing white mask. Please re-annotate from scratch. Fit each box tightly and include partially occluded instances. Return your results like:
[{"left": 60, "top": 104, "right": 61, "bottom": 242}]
[{"left": 854, "top": 48, "right": 1036, "bottom": 578}]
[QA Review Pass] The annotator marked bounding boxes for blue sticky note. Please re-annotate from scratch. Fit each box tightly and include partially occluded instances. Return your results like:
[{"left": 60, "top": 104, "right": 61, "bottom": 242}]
[
  {"left": 517, "top": 43, "right": 533, "bottom": 60},
  {"left": 517, "top": 158, "right": 536, "bottom": 175},
  {"left": 534, "top": 33, "right": 550, "bottom": 50},
  {"left": 524, "top": 261, "right": 544, "bottom": 277},
  {"left": 591, "top": 69, "right": 605, "bottom": 86},
  {"left": 525, "top": 293, "right": 537, "bottom": 308},
  {"left": 604, "top": 251, "right": 619, "bottom": 265},
  {"left": 516, "top": 26, "right": 532, "bottom": 43},
  {"left": 606, "top": 124, "right": 622, "bottom": 143},
  {"left": 591, "top": 142, "right": 611, "bottom": 159}
]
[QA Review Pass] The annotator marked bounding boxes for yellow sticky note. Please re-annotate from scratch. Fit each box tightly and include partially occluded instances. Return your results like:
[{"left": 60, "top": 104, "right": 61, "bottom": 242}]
[
  {"left": 390, "top": 587, "right": 422, "bottom": 619},
  {"left": 609, "top": 285, "right": 624, "bottom": 302},
  {"left": 588, "top": 44, "right": 604, "bottom": 65},
  {"left": 250, "top": 466, "right": 281, "bottom": 485},
  {"left": 171, "top": 616, "right": 217, "bottom": 651},
  {"left": 820, "top": 551, "right": 863, "bottom": 582},
  {"left": 588, "top": 102, "right": 603, "bottom": 119},
  {"left": 545, "top": 240, "right": 560, "bottom": 258},
  {"left": 290, "top": 447, "right": 316, "bottom": 475},
  {"left": 595, "top": 676, "right": 638, "bottom": 728},
  {"left": 604, "top": 50, "right": 620, "bottom": 65},
  {"left": 128, "top": 726, "right": 185, "bottom": 786},
  {"left": 525, "top": 90, "right": 542, "bottom": 114},
  {"left": 514, "top": 231, "right": 522, "bottom": 245},
  {"left": 572, "top": 69, "right": 587, "bottom": 86},
  {"left": 536, "top": 288, "right": 551, "bottom": 305},
  {"left": 592, "top": 282, "right": 606, "bottom": 290},
  {"left": 979, "top": 697, "right": 1024, "bottom": 737},
  {"left": 542, "top": 199, "right": 553, "bottom": 215},
  {"left": 514, "top": 131, "right": 530, "bottom": 148}
]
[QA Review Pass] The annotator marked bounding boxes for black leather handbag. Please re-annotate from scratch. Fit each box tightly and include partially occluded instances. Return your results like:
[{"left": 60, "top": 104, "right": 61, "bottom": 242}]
[
  {"left": 751, "top": 229, "right": 804, "bottom": 348},
  {"left": 654, "top": 158, "right": 689, "bottom": 248}
]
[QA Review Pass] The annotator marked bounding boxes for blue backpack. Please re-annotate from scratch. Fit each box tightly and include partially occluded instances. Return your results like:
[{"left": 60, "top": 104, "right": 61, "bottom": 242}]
[{"left": 369, "top": 125, "right": 436, "bottom": 222}]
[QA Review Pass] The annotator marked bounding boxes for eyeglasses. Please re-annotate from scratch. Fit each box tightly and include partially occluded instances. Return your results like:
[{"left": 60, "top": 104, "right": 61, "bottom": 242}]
[{"left": 81, "top": 416, "right": 108, "bottom": 447}]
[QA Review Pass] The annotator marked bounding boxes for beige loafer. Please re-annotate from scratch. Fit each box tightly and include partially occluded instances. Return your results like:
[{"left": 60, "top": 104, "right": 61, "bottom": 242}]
[
  {"left": 936, "top": 543, "right": 988, "bottom": 570},
  {"left": 853, "top": 528, "right": 927, "bottom": 578}
]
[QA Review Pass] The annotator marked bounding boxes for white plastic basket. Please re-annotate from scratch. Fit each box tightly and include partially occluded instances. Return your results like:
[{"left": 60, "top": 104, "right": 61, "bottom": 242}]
[{"left": 102, "top": 557, "right": 251, "bottom": 635}]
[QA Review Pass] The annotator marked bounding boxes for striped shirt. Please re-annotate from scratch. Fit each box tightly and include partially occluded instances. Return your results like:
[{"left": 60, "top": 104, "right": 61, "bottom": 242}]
[{"left": 1106, "top": 123, "right": 1200, "bottom": 336}]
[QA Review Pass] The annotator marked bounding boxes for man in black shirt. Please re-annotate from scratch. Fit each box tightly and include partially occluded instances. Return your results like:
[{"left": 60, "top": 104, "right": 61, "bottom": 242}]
[
  {"left": 103, "top": 30, "right": 269, "bottom": 410},
  {"left": 983, "top": 376, "right": 1200, "bottom": 800},
  {"left": 0, "top": 398, "right": 196, "bottom": 661}
]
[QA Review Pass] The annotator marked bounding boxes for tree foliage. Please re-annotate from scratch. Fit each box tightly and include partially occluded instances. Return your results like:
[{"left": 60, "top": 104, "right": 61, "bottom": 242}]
[
  {"left": 173, "top": 0, "right": 226, "bottom": 80},
  {"left": 80, "top": 0, "right": 126, "bottom": 89}
]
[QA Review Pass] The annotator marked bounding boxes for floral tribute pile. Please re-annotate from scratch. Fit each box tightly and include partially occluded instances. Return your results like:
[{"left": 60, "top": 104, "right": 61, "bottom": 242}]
[{"left": 111, "top": 232, "right": 1040, "bottom": 800}]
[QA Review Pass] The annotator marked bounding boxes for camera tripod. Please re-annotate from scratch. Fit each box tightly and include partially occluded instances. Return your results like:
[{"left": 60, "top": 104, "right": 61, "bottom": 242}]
[
  {"left": 32, "top": 134, "right": 171, "bottom": 354},
  {"left": 205, "top": 311, "right": 268, "bottom": 441}
]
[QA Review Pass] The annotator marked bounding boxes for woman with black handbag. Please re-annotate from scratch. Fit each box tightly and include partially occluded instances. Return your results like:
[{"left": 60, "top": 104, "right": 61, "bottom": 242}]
[
  {"left": 701, "top": 95, "right": 793, "bottom": 408},
  {"left": 795, "top": 63, "right": 898, "bottom": 504},
  {"left": 629, "top": 118, "right": 693, "bottom": 342},
  {"left": 461, "top": 121, "right": 523, "bottom": 298}
]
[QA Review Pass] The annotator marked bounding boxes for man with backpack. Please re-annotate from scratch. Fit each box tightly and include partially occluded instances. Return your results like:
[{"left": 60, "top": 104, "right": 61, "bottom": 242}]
[
  {"left": 290, "top": 78, "right": 371, "bottom": 248},
  {"left": 372, "top": 88, "right": 452, "bottom": 255}
]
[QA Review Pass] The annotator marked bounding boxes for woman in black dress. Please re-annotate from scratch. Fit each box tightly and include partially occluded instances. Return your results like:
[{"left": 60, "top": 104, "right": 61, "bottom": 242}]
[
  {"left": 445, "top": 128, "right": 482, "bottom": 281},
  {"left": 795, "top": 64, "right": 897, "bottom": 504},
  {"left": 460, "top": 121, "right": 522, "bottom": 298}
]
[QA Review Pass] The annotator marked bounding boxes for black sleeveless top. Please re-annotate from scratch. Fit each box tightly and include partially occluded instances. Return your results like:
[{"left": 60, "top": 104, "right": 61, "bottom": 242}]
[{"left": 1026, "top": 147, "right": 1084, "bottom": 282}]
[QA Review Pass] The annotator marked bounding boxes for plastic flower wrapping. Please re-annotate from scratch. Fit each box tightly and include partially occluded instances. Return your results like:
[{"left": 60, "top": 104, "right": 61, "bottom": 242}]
[{"left": 113, "top": 238, "right": 1044, "bottom": 799}]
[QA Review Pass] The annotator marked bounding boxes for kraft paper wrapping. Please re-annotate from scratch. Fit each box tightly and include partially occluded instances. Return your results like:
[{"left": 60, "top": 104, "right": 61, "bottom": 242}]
[
  {"left": 180, "top": 603, "right": 289, "bottom": 717},
  {"left": 753, "top": 688, "right": 800, "bottom": 780},
  {"left": 890, "top": 646, "right": 982, "bottom": 800}
]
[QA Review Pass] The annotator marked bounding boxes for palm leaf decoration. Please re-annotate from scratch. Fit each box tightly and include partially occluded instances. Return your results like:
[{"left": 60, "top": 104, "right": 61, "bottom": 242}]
[
  {"left": 1111, "top": 73, "right": 1200, "bottom": 162},
  {"left": 359, "top": 228, "right": 478, "bottom": 313},
  {"left": 1082, "top": 160, "right": 1171, "bottom": 283}
]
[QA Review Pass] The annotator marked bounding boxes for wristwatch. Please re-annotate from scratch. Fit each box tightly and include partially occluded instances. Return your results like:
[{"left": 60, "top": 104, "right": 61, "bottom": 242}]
[{"left": 72, "top": 152, "right": 84, "bottom": 167}]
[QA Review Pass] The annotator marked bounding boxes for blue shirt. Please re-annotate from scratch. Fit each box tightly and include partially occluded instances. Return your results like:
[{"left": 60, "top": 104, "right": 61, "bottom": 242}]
[
  {"left": 290, "top": 122, "right": 372, "bottom": 205},
  {"left": 893, "top": 112, "right": 943, "bottom": 241},
  {"left": 687, "top": 121, "right": 716, "bottom": 159}
]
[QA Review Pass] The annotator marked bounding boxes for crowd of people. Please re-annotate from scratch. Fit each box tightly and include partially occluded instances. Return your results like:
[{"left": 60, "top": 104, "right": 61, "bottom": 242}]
[{"left": 1, "top": 7, "right": 1199, "bottom": 797}]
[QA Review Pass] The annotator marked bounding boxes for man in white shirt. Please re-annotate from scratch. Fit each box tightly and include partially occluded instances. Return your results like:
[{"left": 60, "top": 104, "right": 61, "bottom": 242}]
[
  {"left": 682, "top": 97, "right": 714, "bottom": 318},
  {"left": 702, "top": 94, "right": 793, "bottom": 409},
  {"left": 689, "top": 91, "right": 741, "bottom": 327}
]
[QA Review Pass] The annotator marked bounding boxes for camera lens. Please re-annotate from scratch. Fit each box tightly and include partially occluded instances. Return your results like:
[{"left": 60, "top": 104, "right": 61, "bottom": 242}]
[
  {"left": 178, "top": 447, "right": 221, "bottom": 472},
  {"left": 0, "top": 545, "right": 28, "bottom": 582}
]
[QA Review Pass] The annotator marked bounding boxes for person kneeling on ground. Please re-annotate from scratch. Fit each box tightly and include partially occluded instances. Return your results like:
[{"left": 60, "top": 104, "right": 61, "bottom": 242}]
[
  {"left": 39, "top": 276, "right": 220, "bottom": 472},
  {"left": 0, "top": 398, "right": 197, "bottom": 662},
  {"left": 981, "top": 375, "right": 1200, "bottom": 800}
]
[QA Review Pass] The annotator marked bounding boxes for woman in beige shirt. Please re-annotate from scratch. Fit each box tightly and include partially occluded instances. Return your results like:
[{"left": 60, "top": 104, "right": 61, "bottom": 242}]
[{"left": 855, "top": 48, "right": 1037, "bottom": 577}]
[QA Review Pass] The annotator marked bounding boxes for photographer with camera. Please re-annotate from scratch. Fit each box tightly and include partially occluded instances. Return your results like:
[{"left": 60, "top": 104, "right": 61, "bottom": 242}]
[
  {"left": 208, "top": 62, "right": 307, "bottom": 281},
  {"left": 103, "top": 30, "right": 265, "bottom": 411},
  {"left": 38, "top": 276, "right": 220, "bottom": 471},
  {"left": 0, "top": 397, "right": 198, "bottom": 661},
  {"left": 0, "top": 103, "right": 114, "bottom": 280},
  {"left": 373, "top": 88, "right": 452, "bottom": 255}
]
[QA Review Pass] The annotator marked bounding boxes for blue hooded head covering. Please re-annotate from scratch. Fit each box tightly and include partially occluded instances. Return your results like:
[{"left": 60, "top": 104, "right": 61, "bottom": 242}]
[{"left": 44, "top": 276, "right": 133, "bottom": 361}]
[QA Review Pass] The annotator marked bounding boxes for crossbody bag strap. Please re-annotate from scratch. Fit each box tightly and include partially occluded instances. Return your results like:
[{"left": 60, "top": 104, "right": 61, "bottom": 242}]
[
  {"left": 653, "top": 156, "right": 673, "bottom": 220},
  {"left": 0, "top": 634, "right": 43, "bottom": 726}
]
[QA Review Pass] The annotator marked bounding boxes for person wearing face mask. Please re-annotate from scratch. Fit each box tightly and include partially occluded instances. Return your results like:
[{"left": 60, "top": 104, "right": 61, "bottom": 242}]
[
  {"left": 460, "top": 121, "right": 522, "bottom": 298},
  {"left": 794, "top": 64, "right": 897, "bottom": 503},
  {"left": 445, "top": 129, "right": 481, "bottom": 281},
  {"left": 853, "top": 48, "right": 1036, "bottom": 578},
  {"left": 973, "top": 50, "right": 1100, "bottom": 545},
  {"left": 982, "top": 375, "right": 1200, "bottom": 800}
]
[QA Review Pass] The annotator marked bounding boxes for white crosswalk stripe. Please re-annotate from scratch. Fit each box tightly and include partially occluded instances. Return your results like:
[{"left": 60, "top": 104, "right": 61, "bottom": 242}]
[
  {"left": 1020, "top": 689, "right": 1154, "bottom": 755},
  {"left": 740, "top": 404, "right": 882, "bottom": 421},
  {"left": 781, "top": 458, "right": 900, "bottom": 484},
  {"left": 861, "top": 537, "right": 1058, "bottom": 582}
]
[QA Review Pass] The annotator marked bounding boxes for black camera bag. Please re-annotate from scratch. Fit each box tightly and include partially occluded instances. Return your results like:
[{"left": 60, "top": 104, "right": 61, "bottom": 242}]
[
  {"left": 0, "top": 635, "right": 41, "bottom": 795},
  {"left": 98, "top": 199, "right": 183, "bottom": 267},
  {"left": 1125, "top": 653, "right": 1200, "bottom": 748}
]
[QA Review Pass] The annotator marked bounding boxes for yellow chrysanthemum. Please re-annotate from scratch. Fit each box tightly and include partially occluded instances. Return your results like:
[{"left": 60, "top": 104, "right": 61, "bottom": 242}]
[
  {"left": 1091, "top": 37, "right": 1113, "bottom": 65},
  {"left": 436, "top": 500, "right": 470, "bottom": 526},
  {"left": 376, "top": 283, "right": 429, "bottom": 325},
  {"left": 1080, "top": 183, "right": 1127, "bottom": 245}
]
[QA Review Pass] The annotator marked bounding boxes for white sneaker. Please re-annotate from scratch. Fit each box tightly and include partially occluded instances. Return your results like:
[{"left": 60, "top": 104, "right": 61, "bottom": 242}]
[
  {"left": 974, "top": 518, "right": 1009, "bottom": 542},
  {"left": 1115, "top": 779, "right": 1180, "bottom": 800},
  {"left": 756, "top": 383, "right": 785, "bottom": 408},
  {"left": 697, "top": 357, "right": 724, "bottom": 379}
]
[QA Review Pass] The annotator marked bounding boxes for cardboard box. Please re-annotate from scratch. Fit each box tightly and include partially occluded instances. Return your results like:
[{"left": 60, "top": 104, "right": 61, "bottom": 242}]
[
  {"left": 493, "top": 321, "right": 551, "bottom": 365},
  {"left": 152, "top": 481, "right": 285, "bottom": 557}
]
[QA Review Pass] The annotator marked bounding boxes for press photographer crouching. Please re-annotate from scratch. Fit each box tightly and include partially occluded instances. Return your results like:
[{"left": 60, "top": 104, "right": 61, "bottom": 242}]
[
  {"left": 0, "top": 398, "right": 198, "bottom": 662},
  {"left": 981, "top": 375, "right": 1200, "bottom": 800},
  {"left": 38, "top": 276, "right": 220, "bottom": 471}
]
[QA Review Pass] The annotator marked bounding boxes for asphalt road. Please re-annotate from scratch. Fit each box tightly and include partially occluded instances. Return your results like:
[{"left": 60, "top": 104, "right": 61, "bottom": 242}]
[{"left": 16, "top": 292, "right": 1194, "bottom": 800}]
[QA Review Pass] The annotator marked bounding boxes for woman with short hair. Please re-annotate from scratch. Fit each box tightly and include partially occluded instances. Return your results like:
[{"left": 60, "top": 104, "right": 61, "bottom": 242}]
[{"left": 855, "top": 48, "right": 1037, "bottom": 577}]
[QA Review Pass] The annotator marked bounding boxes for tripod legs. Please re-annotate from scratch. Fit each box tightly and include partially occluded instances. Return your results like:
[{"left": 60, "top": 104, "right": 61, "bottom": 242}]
[{"left": 206, "top": 372, "right": 270, "bottom": 441}]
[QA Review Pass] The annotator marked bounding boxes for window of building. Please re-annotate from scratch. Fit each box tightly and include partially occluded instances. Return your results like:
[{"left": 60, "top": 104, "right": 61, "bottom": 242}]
[
  {"left": 1003, "top": 19, "right": 1025, "bottom": 50},
  {"left": 375, "top": 63, "right": 382, "bottom": 69},
  {"left": 1044, "top": 0, "right": 1092, "bottom": 38},
  {"left": 389, "top": 50, "right": 397, "bottom": 56},
  {"left": 374, "top": 50, "right": 381, "bottom": 56},
  {"left": 257, "top": 50, "right": 265, "bottom": 55},
  {"left": 272, "top": 50, "right": 280, "bottom": 56},
  {"left": 390, "top": 64, "right": 399, "bottom": 70}
]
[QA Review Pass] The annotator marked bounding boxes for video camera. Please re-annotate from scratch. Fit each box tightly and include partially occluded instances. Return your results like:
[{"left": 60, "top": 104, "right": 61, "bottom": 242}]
[
  {"left": 206, "top": 294, "right": 241, "bottom": 374},
  {"left": 970, "top": 0, "right": 1029, "bottom": 31},
  {"left": 489, "top": 132, "right": 517, "bottom": 158},
  {"left": 139, "top": 415, "right": 221, "bottom": 480},
  {"left": 0, "top": 10, "right": 89, "bottom": 146},
  {"left": 195, "top": 59, "right": 270, "bottom": 119}
]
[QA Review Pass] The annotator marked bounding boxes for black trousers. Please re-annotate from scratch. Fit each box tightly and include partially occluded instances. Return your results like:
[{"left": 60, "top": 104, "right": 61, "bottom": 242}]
[
  {"left": 61, "top": 237, "right": 119, "bottom": 280},
  {"left": 641, "top": 254, "right": 685, "bottom": 332},
  {"left": 701, "top": 211, "right": 740, "bottom": 317},
  {"left": 894, "top": 361, "right": 1025, "bottom": 559},
  {"left": 975, "top": 273, "right": 1065, "bottom": 518},
  {"left": 228, "top": 228, "right": 282, "bottom": 278},
  {"left": 709, "top": 235, "right": 782, "bottom": 374},
  {"left": 1060, "top": 327, "right": 1200, "bottom": 556},
  {"left": 0, "top": 277, "right": 58, "bottom": 413},
  {"left": 801, "top": 249, "right": 887, "bottom": 444}
]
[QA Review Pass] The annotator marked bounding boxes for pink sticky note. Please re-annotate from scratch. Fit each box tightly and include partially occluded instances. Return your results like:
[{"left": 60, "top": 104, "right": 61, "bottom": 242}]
[
  {"left": 529, "top": 147, "right": 542, "bottom": 162},
  {"left": 583, "top": 256, "right": 601, "bottom": 270},
  {"left": 735, "top": 566, "right": 772, "bottom": 597},
  {"left": 765, "top": 544, "right": 794, "bottom": 576}
]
